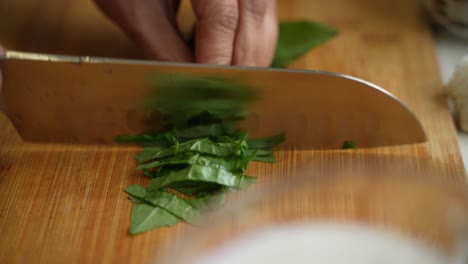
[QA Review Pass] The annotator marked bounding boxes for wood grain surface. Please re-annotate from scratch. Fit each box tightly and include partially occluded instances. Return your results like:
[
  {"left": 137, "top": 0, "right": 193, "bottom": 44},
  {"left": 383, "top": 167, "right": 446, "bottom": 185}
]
[{"left": 0, "top": 0, "right": 466, "bottom": 263}]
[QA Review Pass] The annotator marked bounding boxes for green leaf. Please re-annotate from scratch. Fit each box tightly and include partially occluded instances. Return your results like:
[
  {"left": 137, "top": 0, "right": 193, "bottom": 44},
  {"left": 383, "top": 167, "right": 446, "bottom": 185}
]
[
  {"left": 138, "top": 153, "right": 251, "bottom": 174},
  {"left": 130, "top": 203, "right": 180, "bottom": 235},
  {"left": 128, "top": 195, "right": 146, "bottom": 203},
  {"left": 134, "top": 146, "right": 170, "bottom": 163},
  {"left": 272, "top": 21, "right": 337, "bottom": 68},
  {"left": 136, "top": 153, "right": 197, "bottom": 170},
  {"left": 186, "top": 192, "right": 226, "bottom": 211},
  {"left": 193, "top": 155, "right": 250, "bottom": 173},
  {"left": 172, "top": 182, "right": 221, "bottom": 197},
  {"left": 135, "top": 138, "right": 240, "bottom": 164},
  {"left": 144, "top": 191, "right": 201, "bottom": 224},
  {"left": 251, "top": 156, "right": 277, "bottom": 163},
  {"left": 342, "top": 140, "right": 357, "bottom": 149},
  {"left": 245, "top": 149, "right": 274, "bottom": 157},
  {"left": 136, "top": 136, "right": 251, "bottom": 164},
  {"left": 148, "top": 165, "right": 257, "bottom": 191},
  {"left": 125, "top": 184, "right": 148, "bottom": 203},
  {"left": 142, "top": 169, "right": 159, "bottom": 178},
  {"left": 125, "top": 184, "right": 148, "bottom": 198},
  {"left": 247, "top": 133, "right": 285, "bottom": 149}
]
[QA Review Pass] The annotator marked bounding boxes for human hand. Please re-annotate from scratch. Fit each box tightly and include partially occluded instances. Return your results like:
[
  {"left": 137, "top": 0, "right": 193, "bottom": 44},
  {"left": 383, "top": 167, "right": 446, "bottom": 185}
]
[{"left": 94, "top": 0, "right": 278, "bottom": 67}]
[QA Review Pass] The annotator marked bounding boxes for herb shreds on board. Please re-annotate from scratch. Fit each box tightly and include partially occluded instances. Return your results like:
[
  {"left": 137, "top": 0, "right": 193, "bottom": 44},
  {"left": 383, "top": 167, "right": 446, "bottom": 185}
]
[
  {"left": 116, "top": 75, "right": 285, "bottom": 235},
  {"left": 116, "top": 20, "right": 337, "bottom": 235}
]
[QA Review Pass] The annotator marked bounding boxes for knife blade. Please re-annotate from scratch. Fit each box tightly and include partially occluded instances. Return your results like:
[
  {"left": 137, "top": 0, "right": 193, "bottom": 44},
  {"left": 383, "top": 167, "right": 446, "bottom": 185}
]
[{"left": 0, "top": 51, "right": 426, "bottom": 149}]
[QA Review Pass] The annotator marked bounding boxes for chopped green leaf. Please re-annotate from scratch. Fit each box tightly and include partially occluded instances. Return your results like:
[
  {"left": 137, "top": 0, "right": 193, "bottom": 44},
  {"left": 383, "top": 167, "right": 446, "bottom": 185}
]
[
  {"left": 130, "top": 203, "right": 180, "bottom": 235},
  {"left": 250, "top": 156, "right": 277, "bottom": 163},
  {"left": 172, "top": 182, "right": 223, "bottom": 197},
  {"left": 135, "top": 138, "right": 247, "bottom": 164},
  {"left": 125, "top": 184, "right": 148, "bottom": 198},
  {"left": 342, "top": 140, "right": 357, "bottom": 149},
  {"left": 138, "top": 153, "right": 251, "bottom": 173},
  {"left": 128, "top": 195, "right": 146, "bottom": 203},
  {"left": 134, "top": 146, "right": 170, "bottom": 163},
  {"left": 186, "top": 191, "right": 226, "bottom": 211},
  {"left": 246, "top": 149, "right": 274, "bottom": 157},
  {"left": 145, "top": 191, "right": 201, "bottom": 224},
  {"left": 148, "top": 165, "right": 257, "bottom": 191}
]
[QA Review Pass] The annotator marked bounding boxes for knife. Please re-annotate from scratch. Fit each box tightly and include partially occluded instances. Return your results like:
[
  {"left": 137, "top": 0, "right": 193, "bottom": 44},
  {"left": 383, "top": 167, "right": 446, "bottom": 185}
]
[{"left": 0, "top": 51, "right": 426, "bottom": 149}]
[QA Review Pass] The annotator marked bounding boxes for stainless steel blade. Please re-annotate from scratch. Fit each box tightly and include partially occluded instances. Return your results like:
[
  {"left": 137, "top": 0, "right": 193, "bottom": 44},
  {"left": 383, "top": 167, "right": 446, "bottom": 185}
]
[{"left": 0, "top": 51, "right": 426, "bottom": 149}]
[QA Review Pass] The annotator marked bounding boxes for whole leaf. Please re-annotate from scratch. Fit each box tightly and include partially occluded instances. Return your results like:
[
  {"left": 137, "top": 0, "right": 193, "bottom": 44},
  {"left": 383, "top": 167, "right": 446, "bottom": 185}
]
[
  {"left": 130, "top": 203, "right": 180, "bottom": 235},
  {"left": 272, "top": 21, "right": 337, "bottom": 68},
  {"left": 148, "top": 165, "right": 257, "bottom": 190}
]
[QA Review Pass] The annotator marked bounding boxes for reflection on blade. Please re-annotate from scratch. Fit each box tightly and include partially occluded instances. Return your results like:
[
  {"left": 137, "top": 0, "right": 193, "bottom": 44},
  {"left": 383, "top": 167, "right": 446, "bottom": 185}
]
[{"left": 0, "top": 51, "right": 426, "bottom": 149}]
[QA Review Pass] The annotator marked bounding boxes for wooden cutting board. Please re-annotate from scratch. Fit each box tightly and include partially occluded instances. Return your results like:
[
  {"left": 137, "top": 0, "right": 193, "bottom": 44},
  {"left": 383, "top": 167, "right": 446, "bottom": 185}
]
[{"left": 0, "top": 0, "right": 466, "bottom": 263}]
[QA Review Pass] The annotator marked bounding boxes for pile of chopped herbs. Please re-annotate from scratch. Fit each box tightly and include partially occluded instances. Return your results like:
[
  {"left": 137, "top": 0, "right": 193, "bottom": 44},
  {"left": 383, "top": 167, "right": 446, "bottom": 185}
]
[
  {"left": 116, "top": 20, "right": 337, "bottom": 235},
  {"left": 116, "top": 75, "right": 285, "bottom": 234}
]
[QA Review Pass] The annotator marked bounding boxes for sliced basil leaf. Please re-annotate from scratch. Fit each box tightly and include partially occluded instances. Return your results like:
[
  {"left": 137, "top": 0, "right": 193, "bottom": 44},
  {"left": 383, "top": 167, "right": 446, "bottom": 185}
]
[
  {"left": 251, "top": 156, "right": 277, "bottom": 163},
  {"left": 130, "top": 203, "right": 180, "bottom": 235},
  {"left": 187, "top": 192, "right": 226, "bottom": 211},
  {"left": 172, "top": 182, "right": 221, "bottom": 197},
  {"left": 148, "top": 165, "right": 257, "bottom": 190},
  {"left": 125, "top": 184, "right": 148, "bottom": 198},
  {"left": 342, "top": 140, "right": 357, "bottom": 149},
  {"left": 145, "top": 191, "right": 201, "bottom": 224}
]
